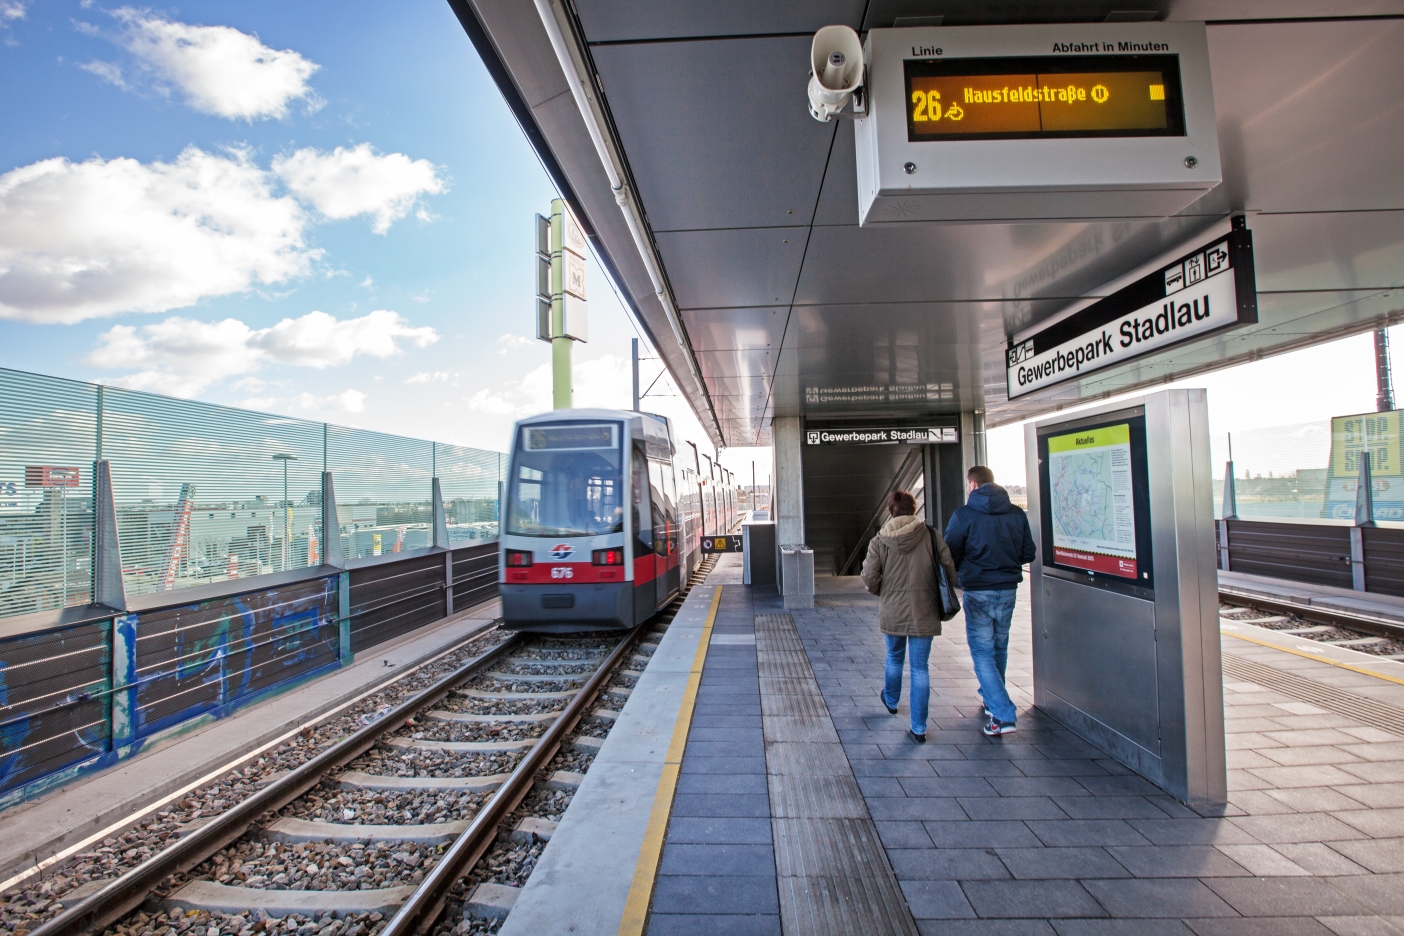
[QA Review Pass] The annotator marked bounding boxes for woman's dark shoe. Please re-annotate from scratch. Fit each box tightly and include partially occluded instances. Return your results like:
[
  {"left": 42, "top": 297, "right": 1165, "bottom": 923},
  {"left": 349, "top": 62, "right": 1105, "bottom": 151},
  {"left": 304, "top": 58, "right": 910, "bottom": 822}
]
[
  {"left": 885, "top": 703, "right": 899, "bottom": 715},
  {"left": 908, "top": 729, "right": 927, "bottom": 744}
]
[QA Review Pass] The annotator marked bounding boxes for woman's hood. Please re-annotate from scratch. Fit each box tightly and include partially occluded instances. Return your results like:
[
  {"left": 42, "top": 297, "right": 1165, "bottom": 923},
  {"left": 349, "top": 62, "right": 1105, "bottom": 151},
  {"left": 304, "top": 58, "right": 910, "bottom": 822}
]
[{"left": 877, "top": 514, "right": 926, "bottom": 552}]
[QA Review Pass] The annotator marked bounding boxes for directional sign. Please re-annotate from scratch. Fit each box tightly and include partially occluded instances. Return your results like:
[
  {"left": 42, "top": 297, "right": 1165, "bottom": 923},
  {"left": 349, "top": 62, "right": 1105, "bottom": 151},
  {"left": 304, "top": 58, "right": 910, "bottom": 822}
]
[
  {"left": 1006, "top": 229, "right": 1256, "bottom": 399},
  {"left": 805, "top": 427, "right": 958, "bottom": 445},
  {"left": 700, "top": 535, "right": 743, "bottom": 554}
]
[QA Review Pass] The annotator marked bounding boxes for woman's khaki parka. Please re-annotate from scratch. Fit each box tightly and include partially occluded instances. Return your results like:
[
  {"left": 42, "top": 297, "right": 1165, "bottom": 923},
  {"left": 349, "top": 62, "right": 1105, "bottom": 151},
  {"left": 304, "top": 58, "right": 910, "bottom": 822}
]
[{"left": 860, "top": 514, "right": 960, "bottom": 637}]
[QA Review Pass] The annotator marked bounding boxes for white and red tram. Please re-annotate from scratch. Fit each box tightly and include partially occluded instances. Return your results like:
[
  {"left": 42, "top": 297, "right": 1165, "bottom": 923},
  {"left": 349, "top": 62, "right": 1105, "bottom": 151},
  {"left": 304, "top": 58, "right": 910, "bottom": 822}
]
[{"left": 498, "top": 409, "right": 735, "bottom": 631}]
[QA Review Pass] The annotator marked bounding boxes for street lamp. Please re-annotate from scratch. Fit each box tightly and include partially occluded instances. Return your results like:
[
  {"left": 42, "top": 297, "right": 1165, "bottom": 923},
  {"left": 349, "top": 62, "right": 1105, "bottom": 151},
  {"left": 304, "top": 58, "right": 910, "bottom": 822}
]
[{"left": 272, "top": 454, "right": 297, "bottom": 570}]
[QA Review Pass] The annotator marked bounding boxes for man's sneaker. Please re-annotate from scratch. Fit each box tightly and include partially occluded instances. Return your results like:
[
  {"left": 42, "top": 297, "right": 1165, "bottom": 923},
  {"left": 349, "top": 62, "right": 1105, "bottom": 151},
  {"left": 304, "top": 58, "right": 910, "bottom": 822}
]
[
  {"left": 976, "top": 692, "right": 991, "bottom": 718},
  {"left": 907, "top": 729, "right": 926, "bottom": 744},
  {"left": 982, "top": 717, "right": 1017, "bottom": 737}
]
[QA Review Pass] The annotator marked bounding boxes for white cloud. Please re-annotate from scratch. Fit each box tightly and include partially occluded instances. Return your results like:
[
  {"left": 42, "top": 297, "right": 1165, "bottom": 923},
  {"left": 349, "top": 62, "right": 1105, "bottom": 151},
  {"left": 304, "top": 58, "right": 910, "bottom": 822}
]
[
  {"left": 77, "top": 59, "right": 129, "bottom": 88},
  {"left": 466, "top": 354, "right": 629, "bottom": 417},
  {"left": 104, "top": 7, "right": 320, "bottom": 121},
  {"left": 0, "top": 147, "right": 317, "bottom": 324},
  {"left": 405, "top": 370, "right": 455, "bottom": 385},
  {"left": 273, "top": 145, "right": 444, "bottom": 234},
  {"left": 287, "top": 389, "right": 366, "bottom": 414},
  {"left": 1, "top": 2, "right": 26, "bottom": 20},
  {"left": 496, "top": 333, "right": 534, "bottom": 355},
  {"left": 86, "top": 309, "right": 439, "bottom": 396}
]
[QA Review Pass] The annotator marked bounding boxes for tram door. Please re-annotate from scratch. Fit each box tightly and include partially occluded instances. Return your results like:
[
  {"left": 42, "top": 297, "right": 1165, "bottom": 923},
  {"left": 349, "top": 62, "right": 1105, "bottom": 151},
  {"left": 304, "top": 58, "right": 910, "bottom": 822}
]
[
  {"left": 631, "top": 445, "right": 655, "bottom": 623},
  {"left": 648, "top": 458, "right": 679, "bottom": 607}
]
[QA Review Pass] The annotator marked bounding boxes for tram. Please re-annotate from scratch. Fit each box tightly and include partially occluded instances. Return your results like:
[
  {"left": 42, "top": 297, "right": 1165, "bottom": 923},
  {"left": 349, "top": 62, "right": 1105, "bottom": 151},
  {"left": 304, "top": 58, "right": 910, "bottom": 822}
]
[{"left": 499, "top": 409, "right": 737, "bottom": 631}]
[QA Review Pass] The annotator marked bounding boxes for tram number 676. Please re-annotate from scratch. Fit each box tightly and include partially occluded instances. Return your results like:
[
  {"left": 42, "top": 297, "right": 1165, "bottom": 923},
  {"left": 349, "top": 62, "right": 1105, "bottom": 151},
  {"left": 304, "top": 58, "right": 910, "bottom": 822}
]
[{"left": 550, "top": 567, "right": 574, "bottom": 579}]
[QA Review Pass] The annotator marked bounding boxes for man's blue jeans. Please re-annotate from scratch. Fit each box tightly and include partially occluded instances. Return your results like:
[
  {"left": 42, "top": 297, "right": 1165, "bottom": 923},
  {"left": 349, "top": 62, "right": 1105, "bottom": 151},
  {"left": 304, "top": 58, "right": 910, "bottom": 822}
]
[
  {"left": 882, "top": 634, "right": 933, "bottom": 736},
  {"left": 963, "top": 589, "right": 1019, "bottom": 724}
]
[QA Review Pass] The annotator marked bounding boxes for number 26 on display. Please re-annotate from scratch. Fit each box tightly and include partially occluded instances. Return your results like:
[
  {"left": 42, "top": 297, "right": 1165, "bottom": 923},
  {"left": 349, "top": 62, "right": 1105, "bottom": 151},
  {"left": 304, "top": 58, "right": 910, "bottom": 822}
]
[{"left": 912, "top": 90, "right": 963, "bottom": 122}]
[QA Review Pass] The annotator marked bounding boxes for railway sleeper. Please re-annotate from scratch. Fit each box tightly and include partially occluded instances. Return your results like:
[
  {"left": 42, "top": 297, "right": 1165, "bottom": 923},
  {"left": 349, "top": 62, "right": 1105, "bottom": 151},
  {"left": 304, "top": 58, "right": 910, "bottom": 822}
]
[
  {"left": 481, "top": 671, "right": 588, "bottom": 685},
  {"left": 386, "top": 737, "right": 537, "bottom": 754},
  {"left": 424, "top": 709, "right": 560, "bottom": 724},
  {"left": 462, "top": 882, "right": 519, "bottom": 922},
  {"left": 385, "top": 735, "right": 603, "bottom": 756},
  {"left": 337, "top": 771, "right": 509, "bottom": 793},
  {"left": 454, "top": 688, "right": 575, "bottom": 700},
  {"left": 261, "top": 816, "right": 471, "bottom": 846},
  {"left": 162, "top": 881, "right": 417, "bottom": 920}
]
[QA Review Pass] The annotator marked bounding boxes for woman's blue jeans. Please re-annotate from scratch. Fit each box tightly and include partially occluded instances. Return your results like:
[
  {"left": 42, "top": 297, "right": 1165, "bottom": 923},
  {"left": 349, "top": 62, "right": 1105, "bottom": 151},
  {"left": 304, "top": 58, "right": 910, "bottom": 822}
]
[
  {"left": 882, "top": 634, "right": 933, "bottom": 736},
  {"left": 963, "top": 588, "right": 1019, "bottom": 724}
]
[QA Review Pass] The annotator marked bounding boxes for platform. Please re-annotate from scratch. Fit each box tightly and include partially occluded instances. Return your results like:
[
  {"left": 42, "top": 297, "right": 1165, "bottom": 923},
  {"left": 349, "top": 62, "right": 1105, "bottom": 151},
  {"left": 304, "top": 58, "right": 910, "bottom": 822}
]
[{"left": 524, "top": 568, "right": 1404, "bottom": 935}]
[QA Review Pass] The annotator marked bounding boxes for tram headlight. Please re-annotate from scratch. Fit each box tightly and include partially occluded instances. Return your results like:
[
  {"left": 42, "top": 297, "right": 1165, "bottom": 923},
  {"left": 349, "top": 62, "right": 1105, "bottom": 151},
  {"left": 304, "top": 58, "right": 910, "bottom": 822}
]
[
  {"left": 592, "top": 548, "right": 624, "bottom": 566},
  {"left": 505, "top": 549, "right": 533, "bottom": 567}
]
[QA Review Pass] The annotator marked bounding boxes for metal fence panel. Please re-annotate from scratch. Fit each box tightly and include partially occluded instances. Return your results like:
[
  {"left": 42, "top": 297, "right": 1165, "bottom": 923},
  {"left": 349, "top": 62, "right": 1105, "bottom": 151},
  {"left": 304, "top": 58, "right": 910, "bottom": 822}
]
[
  {"left": 130, "top": 577, "right": 338, "bottom": 738},
  {"left": 1223, "top": 519, "right": 1353, "bottom": 589},
  {"left": 0, "top": 620, "right": 111, "bottom": 795},
  {"left": 328, "top": 427, "right": 434, "bottom": 561},
  {"left": 436, "top": 444, "right": 503, "bottom": 545},
  {"left": 0, "top": 371, "right": 99, "bottom": 617},
  {"left": 102, "top": 388, "right": 327, "bottom": 599},
  {"left": 1362, "top": 525, "right": 1404, "bottom": 598},
  {"left": 348, "top": 553, "right": 448, "bottom": 653},
  {"left": 452, "top": 542, "right": 499, "bottom": 610}
]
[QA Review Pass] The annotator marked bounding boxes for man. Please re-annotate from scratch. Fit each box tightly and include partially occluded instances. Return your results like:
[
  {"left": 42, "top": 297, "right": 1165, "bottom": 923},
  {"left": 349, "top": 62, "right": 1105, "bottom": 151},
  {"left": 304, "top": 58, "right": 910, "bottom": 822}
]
[{"left": 944, "top": 466, "right": 1036, "bottom": 736}]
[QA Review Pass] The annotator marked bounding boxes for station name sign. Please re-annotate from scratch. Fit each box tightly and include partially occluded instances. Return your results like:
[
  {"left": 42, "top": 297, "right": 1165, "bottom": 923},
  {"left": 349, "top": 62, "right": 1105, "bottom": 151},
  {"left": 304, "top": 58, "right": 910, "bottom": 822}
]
[
  {"left": 806, "top": 427, "right": 959, "bottom": 446},
  {"left": 1006, "top": 229, "right": 1257, "bottom": 399}
]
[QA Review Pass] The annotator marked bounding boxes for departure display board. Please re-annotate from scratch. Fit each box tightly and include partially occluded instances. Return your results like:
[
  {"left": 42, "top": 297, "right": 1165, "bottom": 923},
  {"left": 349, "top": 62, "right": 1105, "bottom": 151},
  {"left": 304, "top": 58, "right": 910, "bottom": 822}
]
[{"left": 904, "top": 54, "right": 1185, "bottom": 141}]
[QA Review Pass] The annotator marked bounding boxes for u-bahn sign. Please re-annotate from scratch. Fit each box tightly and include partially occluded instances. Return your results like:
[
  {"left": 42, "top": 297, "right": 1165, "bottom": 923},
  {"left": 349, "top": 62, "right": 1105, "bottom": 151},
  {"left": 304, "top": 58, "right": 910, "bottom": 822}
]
[
  {"left": 806, "top": 427, "right": 959, "bottom": 445},
  {"left": 701, "top": 535, "right": 743, "bottom": 554},
  {"left": 1006, "top": 228, "right": 1257, "bottom": 399}
]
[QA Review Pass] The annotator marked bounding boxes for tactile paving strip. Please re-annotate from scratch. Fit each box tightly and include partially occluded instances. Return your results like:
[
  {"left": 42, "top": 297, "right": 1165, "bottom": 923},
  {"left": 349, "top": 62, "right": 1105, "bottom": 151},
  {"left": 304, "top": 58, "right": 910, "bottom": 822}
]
[
  {"left": 755, "top": 613, "right": 920, "bottom": 936},
  {"left": 1222, "top": 652, "right": 1404, "bottom": 736}
]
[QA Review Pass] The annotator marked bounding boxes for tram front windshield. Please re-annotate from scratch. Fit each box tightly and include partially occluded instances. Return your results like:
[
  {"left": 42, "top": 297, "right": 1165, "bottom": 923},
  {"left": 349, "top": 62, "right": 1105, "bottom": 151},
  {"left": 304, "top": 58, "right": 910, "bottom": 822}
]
[{"left": 506, "top": 424, "right": 623, "bottom": 537}]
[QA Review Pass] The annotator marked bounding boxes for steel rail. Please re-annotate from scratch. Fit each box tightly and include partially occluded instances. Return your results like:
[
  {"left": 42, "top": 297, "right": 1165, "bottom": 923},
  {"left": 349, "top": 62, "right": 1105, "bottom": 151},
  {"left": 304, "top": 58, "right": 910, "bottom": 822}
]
[
  {"left": 1219, "top": 586, "right": 1404, "bottom": 641},
  {"left": 27, "top": 631, "right": 525, "bottom": 936},
  {"left": 381, "top": 624, "right": 645, "bottom": 936}
]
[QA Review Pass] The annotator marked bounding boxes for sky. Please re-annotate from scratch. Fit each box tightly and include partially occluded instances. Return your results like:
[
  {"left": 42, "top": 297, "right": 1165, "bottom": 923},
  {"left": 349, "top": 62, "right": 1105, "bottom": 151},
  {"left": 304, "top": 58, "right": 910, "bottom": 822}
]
[
  {"left": 0, "top": 0, "right": 768, "bottom": 484},
  {"left": 1, "top": 1, "right": 1382, "bottom": 500}
]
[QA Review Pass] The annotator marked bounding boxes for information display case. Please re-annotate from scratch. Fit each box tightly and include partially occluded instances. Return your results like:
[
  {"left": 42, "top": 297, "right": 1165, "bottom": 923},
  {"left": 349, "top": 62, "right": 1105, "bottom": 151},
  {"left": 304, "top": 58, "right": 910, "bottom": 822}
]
[{"left": 1025, "top": 390, "right": 1225, "bottom": 806}]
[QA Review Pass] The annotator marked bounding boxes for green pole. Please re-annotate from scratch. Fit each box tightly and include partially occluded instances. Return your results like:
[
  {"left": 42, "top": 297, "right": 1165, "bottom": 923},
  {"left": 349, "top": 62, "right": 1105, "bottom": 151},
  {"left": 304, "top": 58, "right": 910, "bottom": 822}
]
[
  {"left": 550, "top": 197, "right": 572, "bottom": 409},
  {"left": 553, "top": 332, "right": 572, "bottom": 409}
]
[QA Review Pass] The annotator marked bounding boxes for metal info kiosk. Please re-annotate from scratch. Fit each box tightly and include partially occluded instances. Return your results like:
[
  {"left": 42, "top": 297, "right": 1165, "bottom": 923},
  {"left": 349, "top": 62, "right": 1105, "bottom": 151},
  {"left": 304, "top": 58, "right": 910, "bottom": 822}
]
[{"left": 1024, "top": 389, "right": 1225, "bottom": 806}]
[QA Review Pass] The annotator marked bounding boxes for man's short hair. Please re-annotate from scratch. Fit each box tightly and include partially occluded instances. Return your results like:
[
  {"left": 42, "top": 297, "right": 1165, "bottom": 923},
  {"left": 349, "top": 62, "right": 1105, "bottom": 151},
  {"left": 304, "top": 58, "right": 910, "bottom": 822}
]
[{"left": 967, "top": 465, "right": 995, "bottom": 486}]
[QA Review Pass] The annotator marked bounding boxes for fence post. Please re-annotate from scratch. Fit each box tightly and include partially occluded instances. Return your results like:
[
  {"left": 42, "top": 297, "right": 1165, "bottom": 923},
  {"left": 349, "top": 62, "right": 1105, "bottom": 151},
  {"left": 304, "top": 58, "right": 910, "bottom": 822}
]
[
  {"left": 94, "top": 460, "right": 127, "bottom": 611},
  {"left": 321, "top": 471, "right": 352, "bottom": 664},
  {"left": 1219, "top": 461, "right": 1236, "bottom": 571},
  {"left": 1351, "top": 453, "right": 1374, "bottom": 591},
  {"left": 433, "top": 478, "right": 453, "bottom": 615}
]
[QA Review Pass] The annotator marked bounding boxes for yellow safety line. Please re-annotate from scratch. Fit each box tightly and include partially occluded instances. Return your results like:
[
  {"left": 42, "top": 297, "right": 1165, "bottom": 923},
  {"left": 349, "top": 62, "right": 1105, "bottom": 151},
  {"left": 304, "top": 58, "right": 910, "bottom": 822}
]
[
  {"left": 1224, "top": 628, "right": 1404, "bottom": 687},
  {"left": 618, "top": 585, "right": 723, "bottom": 936}
]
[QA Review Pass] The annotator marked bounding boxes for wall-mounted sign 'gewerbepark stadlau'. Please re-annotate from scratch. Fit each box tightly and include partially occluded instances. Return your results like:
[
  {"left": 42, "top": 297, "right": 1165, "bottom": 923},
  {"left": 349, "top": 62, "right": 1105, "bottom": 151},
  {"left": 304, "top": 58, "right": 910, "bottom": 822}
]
[
  {"left": 1006, "top": 228, "right": 1257, "bottom": 399},
  {"left": 806, "top": 427, "right": 959, "bottom": 445}
]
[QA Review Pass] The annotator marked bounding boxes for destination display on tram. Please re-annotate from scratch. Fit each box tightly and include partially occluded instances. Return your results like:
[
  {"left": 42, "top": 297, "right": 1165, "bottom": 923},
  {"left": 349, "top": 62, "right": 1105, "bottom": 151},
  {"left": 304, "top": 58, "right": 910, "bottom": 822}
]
[{"left": 904, "top": 54, "right": 1185, "bottom": 141}]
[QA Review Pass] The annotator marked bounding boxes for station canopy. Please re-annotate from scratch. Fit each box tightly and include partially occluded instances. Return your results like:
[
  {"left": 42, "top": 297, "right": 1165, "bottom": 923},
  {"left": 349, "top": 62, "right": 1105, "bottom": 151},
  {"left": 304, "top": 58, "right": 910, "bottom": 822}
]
[{"left": 451, "top": 0, "right": 1404, "bottom": 447}]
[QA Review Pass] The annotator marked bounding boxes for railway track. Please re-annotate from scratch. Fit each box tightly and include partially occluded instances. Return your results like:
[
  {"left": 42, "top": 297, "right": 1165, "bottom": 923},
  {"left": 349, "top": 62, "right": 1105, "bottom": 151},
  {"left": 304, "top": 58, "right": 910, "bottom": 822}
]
[
  {"left": 1219, "top": 587, "right": 1404, "bottom": 659},
  {"left": 6, "top": 554, "right": 718, "bottom": 936}
]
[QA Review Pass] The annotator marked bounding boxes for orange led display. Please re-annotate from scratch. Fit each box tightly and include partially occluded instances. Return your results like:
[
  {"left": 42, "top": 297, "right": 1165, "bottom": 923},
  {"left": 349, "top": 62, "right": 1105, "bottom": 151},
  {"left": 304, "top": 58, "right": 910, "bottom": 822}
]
[{"left": 904, "top": 55, "right": 1184, "bottom": 141}]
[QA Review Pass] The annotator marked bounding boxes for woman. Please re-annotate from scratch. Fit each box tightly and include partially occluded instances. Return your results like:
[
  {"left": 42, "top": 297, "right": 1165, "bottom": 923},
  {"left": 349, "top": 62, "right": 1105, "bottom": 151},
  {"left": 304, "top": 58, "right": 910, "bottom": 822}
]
[{"left": 860, "top": 490, "right": 960, "bottom": 742}]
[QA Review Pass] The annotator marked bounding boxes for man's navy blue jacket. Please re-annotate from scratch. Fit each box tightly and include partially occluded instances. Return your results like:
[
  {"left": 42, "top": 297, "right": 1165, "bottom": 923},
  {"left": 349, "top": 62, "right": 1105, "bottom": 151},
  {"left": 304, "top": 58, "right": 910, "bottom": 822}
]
[{"left": 943, "top": 483, "right": 1037, "bottom": 591}]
